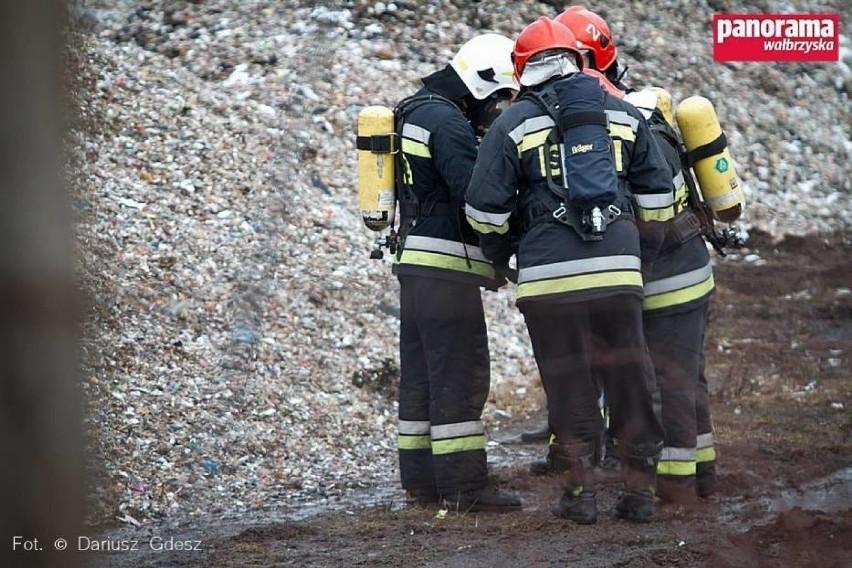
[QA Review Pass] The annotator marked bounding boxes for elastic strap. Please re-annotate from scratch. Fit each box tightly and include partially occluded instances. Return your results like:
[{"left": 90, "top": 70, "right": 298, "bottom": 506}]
[
  {"left": 686, "top": 132, "right": 727, "bottom": 166},
  {"left": 356, "top": 134, "right": 395, "bottom": 153},
  {"left": 559, "top": 111, "right": 608, "bottom": 130}
]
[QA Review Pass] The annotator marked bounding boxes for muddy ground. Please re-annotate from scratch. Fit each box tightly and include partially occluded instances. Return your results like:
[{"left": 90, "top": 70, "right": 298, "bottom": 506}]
[{"left": 89, "top": 231, "right": 850, "bottom": 567}]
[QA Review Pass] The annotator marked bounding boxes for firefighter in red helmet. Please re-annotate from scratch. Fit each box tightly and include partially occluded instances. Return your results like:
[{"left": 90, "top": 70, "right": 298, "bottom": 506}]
[
  {"left": 466, "top": 17, "right": 667, "bottom": 524},
  {"left": 556, "top": 6, "right": 720, "bottom": 503}
]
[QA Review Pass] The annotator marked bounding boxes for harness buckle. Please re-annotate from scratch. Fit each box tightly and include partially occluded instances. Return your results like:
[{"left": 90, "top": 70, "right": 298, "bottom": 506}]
[
  {"left": 552, "top": 205, "right": 567, "bottom": 220},
  {"left": 606, "top": 203, "right": 622, "bottom": 220}
]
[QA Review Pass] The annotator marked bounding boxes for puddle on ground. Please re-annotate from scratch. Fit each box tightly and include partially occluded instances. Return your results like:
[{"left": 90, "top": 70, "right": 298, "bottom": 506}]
[{"left": 767, "top": 467, "right": 852, "bottom": 514}]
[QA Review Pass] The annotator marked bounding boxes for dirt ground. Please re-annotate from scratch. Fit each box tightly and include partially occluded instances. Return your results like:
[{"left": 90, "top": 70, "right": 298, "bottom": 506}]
[{"left": 89, "top": 231, "right": 850, "bottom": 567}]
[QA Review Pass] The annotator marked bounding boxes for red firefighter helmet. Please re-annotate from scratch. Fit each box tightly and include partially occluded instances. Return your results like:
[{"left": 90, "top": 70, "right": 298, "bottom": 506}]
[
  {"left": 513, "top": 17, "right": 584, "bottom": 85},
  {"left": 554, "top": 6, "right": 618, "bottom": 72}
]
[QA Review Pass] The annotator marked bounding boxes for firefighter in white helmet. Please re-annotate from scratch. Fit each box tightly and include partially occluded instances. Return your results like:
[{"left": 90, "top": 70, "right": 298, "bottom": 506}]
[{"left": 393, "top": 33, "right": 522, "bottom": 512}]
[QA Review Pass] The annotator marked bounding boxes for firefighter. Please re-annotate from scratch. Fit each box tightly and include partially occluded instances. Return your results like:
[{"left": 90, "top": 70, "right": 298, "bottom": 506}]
[
  {"left": 556, "top": 6, "right": 719, "bottom": 502},
  {"left": 465, "top": 17, "right": 668, "bottom": 524},
  {"left": 393, "top": 33, "right": 522, "bottom": 512}
]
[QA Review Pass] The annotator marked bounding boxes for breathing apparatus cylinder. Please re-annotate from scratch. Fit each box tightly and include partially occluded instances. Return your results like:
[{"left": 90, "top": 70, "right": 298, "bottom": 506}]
[
  {"left": 675, "top": 96, "right": 745, "bottom": 223},
  {"left": 356, "top": 106, "right": 396, "bottom": 231}
]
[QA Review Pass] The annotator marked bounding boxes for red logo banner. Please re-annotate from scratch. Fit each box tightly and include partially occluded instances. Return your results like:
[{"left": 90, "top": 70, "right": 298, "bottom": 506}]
[{"left": 713, "top": 14, "right": 839, "bottom": 62}]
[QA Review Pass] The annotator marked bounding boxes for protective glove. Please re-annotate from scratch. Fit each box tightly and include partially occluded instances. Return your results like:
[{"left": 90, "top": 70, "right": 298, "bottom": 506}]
[
  {"left": 479, "top": 233, "right": 513, "bottom": 266},
  {"left": 494, "top": 263, "right": 518, "bottom": 284}
]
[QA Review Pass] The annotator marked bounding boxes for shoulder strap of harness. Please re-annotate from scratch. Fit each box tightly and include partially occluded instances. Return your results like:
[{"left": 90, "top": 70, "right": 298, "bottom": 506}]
[
  {"left": 520, "top": 85, "right": 630, "bottom": 241},
  {"left": 392, "top": 93, "right": 461, "bottom": 241}
]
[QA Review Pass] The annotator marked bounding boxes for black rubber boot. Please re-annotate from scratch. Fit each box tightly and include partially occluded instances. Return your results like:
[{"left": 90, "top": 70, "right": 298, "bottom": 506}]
[
  {"left": 614, "top": 490, "right": 654, "bottom": 523},
  {"left": 443, "top": 484, "right": 522, "bottom": 513},
  {"left": 551, "top": 487, "right": 597, "bottom": 524},
  {"left": 696, "top": 461, "right": 717, "bottom": 499},
  {"left": 520, "top": 423, "right": 551, "bottom": 443},
  {"left": 616, "top": 442, "right": 661, "bottom": 523},
  {"left": 548, "top": 442, "right": 598, "bottom": 524}
]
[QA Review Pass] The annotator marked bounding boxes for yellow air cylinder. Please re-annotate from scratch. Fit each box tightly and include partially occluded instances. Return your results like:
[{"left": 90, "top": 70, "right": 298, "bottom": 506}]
[
  {"left": 675, "top": 96, "right": 744, "bottom": 223},
  {"left": 357, "top": 105, "right": 396, "bottom": 231}
]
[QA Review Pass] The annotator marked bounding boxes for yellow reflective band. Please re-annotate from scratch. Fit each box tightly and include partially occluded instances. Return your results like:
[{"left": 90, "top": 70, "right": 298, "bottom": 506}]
[
  {"left": 637, "top": 205, "right": 675, "bottom": 222},
  {"left": 657, "top": 460, "right": 697, "bottom": 476},
  {"left": 400, "top": 153, "right": 414, "bottom": 185},
  {"left": 402, "top": 139, "right": 431, "bottom": 158},
  {"left": 399, "top": 249, "right": 495, "bottom": 279},
  {"left": 696, "top": 446, "right": 717, "bottom": 463},
  {"left": 517, "top": 129, "right": 551, "bottom": 155},
  {"left": 613, "top": 139, "right": 623, "bottom": 172},
  {"left": 466, "top": 214, "right": 509, "bottom": 235},
  {"left": 517, "top": 270, "right": 642, "bottom": 300},
  {"left": 537, "top": 146, "right": 546, "bottom": 177},
  {"left": 608, "top": 123, "right": 636, "bottom": 142},
  {"left": 398, "top": 434, "right": 431, "bottom": 450},
  {"left": 432, "top": 434, "right": 486, "bottom": 455},
  {"left": 643, "top": 274, "right": 715, "bottom": 311},
  {"left": 675, "top": 184, "right": 689, "bottom": 211}
]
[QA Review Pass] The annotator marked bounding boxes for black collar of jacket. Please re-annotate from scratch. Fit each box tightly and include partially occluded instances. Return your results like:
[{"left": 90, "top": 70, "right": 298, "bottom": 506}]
[{"left": 421, "top": 64, "right": 470, "bottom": 101}]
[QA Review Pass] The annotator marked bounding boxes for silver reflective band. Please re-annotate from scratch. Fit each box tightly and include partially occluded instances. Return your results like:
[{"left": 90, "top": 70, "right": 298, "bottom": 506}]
[
  {"left": 398, "top": 420, "right": 430, "bottom": 435},
  {"left": 604, "top": 109, "right": 639, "bottom": 131},
  {"left": 431, "top": 420, "right": 485, "bottom": 440},
  {"left": 519, "top": 254, "right": 641, "bottom": 283},
  {"left": 508, "top": 115, "right": 555, "bottom": 144},
  {"left": 465, "top": 204, "right": 511, "bottom": 227},
  {"left": 635, "top": 192, "right": 675, "bottom": 209},
  {"left": 404, "top": 235, "right": 489, "bottom": 262},
  {"left": 402, "top": 123, "right": 431, "bottom": 145},
  {"left": 661, "top": 446, "right": 697, "bottom": 461},
  {"left": 697, "top": 432, "right": 715, "bottom": 448},
  {"left": 672, "top": 171, "right": 686, "bottom": 189},
  {"left": 645, "top": 261, "right": 713, "bottom": 295}
]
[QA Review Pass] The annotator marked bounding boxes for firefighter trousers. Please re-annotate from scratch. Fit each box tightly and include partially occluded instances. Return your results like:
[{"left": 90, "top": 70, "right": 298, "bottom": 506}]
[
  {"left": 397, "top": 275, "right": 490, "bottom": 495},
  {"left": 644, "top": 302, "right": 710, "bottom": 498},
  {"left": 521, "top": 295, "right": 664, "bottom": 475}
]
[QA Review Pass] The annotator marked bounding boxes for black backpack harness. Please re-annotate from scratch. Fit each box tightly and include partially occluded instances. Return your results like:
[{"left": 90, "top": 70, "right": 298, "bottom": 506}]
[{"left": 520, "top": 84, "right": 634, "bottom": 242}]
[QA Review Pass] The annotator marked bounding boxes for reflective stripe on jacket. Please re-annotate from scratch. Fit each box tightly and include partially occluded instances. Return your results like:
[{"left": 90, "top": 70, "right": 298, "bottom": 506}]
[
  {"left": 465, "top": 75, "right": 673, "bottom": 305},
  {"left": 643, "top": 113, "right": 715, "bottom": 314},
  {"left": 394, "top": 87, "right": 500, "bottom": 289}
]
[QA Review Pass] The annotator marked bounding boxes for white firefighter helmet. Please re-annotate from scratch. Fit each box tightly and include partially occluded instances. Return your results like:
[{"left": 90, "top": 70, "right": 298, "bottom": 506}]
[{"left": 450, "top": 33, "right": 519, "bottom": 100}]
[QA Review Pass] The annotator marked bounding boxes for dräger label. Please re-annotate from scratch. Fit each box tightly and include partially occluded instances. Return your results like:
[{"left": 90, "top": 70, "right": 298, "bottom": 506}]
[
  {"left": 571, "top": 143, "right": 594, "bottom": 154},
  {"left": 713, "top": 14, "right": 839, "bottom": 62}
]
